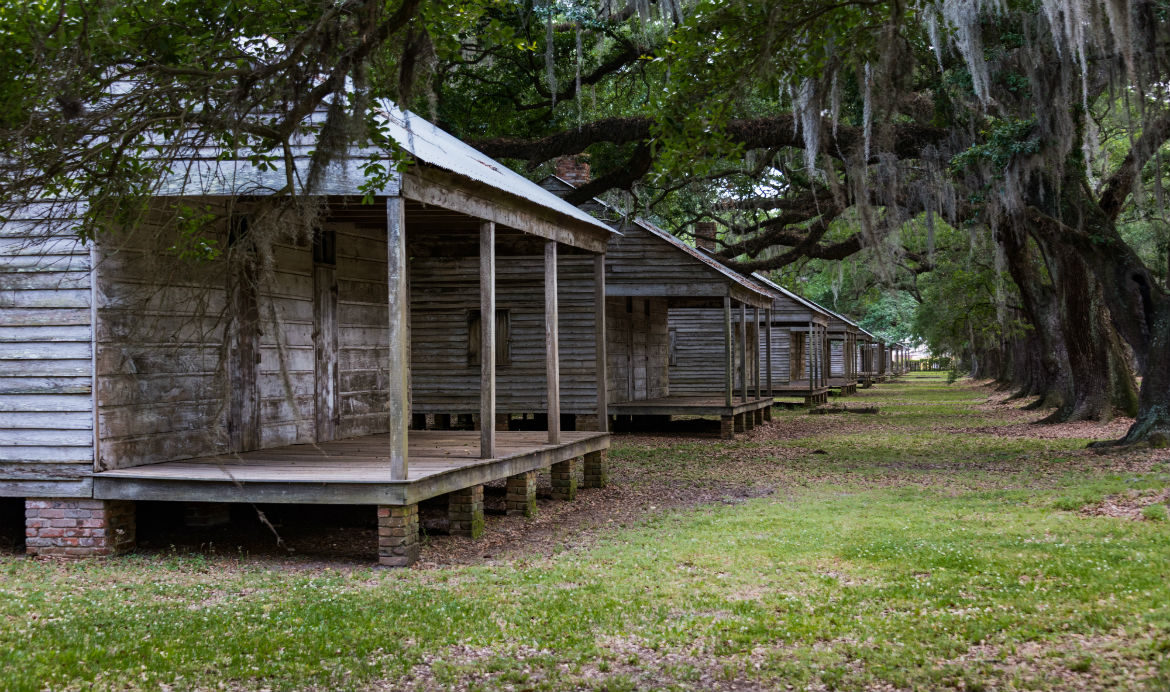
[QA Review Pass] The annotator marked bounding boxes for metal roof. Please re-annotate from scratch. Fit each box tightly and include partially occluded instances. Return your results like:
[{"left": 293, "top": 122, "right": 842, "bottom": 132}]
[
  {"left": 153, "top": 100, "right": 612, "bottom": 235},
  {"left": 748, "top": 272, "right": 835, "bottom": 320},
  {"left": 547, "top": 176, "right": 770, "bottom": 299},
  {"left": 382, "top": 105, "right": 610, "bottom": 233},
  {"left": 794, "top": 293, "right": 862, "bottom": 330}
]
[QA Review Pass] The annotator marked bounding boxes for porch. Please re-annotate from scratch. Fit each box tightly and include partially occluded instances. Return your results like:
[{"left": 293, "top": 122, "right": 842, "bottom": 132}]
[
  {"left": 93, "top": 430, "right": 609, "bottom": 506},
  {"left": 609, "top": 395, "right": 773, "bottom": 439},
  {"left": 771, "top": 381, "right": 831, "bottom": 407}
]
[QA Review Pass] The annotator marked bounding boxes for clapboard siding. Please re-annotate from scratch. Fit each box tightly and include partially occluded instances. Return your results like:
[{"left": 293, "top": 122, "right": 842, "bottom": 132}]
[
  {"left": 830, "top": 340, "right": 845, "bottom": 377},
  {"left": 95, "top": 208, "right": 234, "bottom": 471},
  {"left": 257, "top": 243, "right": 315, "bottom": 447},
  {"left": 759, "top": 328, "right": 793, "bottom": 386},
  {"left": 410, "top": 253, "right": 602, "bottom": 414},
  {"left": 668, "top": 308, "right": 758, "bottom": 396},
  {"left": 336, "top": 224, "right": 391, "bottom": 439},
  {"left": 0, "top": 204, "right": 95, "bottom": 497}
]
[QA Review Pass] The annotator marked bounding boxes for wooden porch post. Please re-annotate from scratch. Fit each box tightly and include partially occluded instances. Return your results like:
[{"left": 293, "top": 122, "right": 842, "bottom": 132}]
[
  {"left": 765, "top": 309, "right": 773, "bottom": 398},
  {"left": 386, "top": 195, "right": 409, "bottom": 480},
  {"left": 739, "top": 302, "right": 748, "bottom": 402},
  {"left": 807, "top": 321, "right": 814, "bottom": 396},
  {"left": 479, "top": 221, "right": 496, "bottom": 458},
  {"left": 545, "top": 241, "right": 561, "bottom": 444},
  {"left": 723, "top": 296, "right": 733, "bottom": 407},
  {"left": 754, "top": 307, "right": 761, "bottom": 399},
  {"left": 594, "top": 254, "right": 608, "bottom": 433}
]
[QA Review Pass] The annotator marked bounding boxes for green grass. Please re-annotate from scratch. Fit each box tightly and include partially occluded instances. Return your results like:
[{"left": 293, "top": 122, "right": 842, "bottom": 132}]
[{"left": 1, "top": 372, "right": 1168, "bottom": 690}]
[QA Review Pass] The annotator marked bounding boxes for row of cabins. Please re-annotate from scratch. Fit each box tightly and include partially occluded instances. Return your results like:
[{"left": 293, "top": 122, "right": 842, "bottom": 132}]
[{"left": 0, "top": 104, "right": 903, "bottom": 565}]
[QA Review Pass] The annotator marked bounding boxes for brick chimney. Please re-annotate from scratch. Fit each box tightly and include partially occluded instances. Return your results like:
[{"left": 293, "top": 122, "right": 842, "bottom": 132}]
[
  {"left": 554, "top": 156, "right": 591, "bottom": 187},
  {"left": 694, "top": 221, "right": 718, "bottom": 253}
]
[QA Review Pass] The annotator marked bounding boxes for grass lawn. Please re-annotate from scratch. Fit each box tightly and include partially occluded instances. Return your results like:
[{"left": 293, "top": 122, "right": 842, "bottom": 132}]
[{"left": 1, "top": 373, "right": 1168, "bottom": 690}]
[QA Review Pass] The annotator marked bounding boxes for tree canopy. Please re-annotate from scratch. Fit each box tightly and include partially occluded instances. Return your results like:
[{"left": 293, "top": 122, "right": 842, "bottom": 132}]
[{"left": 2, "top": 0, "right": 1170, "bottom": 444}]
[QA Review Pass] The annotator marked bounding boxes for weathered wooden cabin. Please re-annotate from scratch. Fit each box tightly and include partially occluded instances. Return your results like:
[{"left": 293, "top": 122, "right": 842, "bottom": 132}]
[
  {"left": 856, "top": 328, "right": 878, "bottom": 387},
  {"left": 0, "top": 102, "right": 615, "bottom": 565},
  {"left": 874, "top": 338, "right": 889, "bottom": 382},
  {"left": 538, "top": 176, "right": 775, "bottom": 439},
  {"left": 745, "top": 274, "right": 832, "bottom": 407},
  {"left": 801, "top": 297, "right": 861, "bottom": 396},
  {"left": 888, "top": 343, "right": 907, "bottom": 377}
]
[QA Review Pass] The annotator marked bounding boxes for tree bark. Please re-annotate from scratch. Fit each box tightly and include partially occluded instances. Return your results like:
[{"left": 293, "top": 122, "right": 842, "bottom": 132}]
[
  {"left": 998, "top": 227, "right": 1071, "bottom": 412},
  {"left": 1025, "top": 177, "right": 1154, "bottom": 439}
]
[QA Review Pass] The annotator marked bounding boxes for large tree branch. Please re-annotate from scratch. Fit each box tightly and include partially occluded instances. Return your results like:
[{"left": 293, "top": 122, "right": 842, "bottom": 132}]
[
  {"left": 471, "top": 115, "right": 946, "bottom": 167},
  {"left": 1098, "top": 109, "right": 1170, "bottom": 221},
  {"left": 564, "top": 142, "right": 653, "bottom": 205}
]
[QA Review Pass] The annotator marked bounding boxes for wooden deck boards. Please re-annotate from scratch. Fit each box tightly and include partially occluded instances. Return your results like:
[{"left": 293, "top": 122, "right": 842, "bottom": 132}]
[
  {"left": 771, "top": 380, "right": 830, "bottom": 396},
  {"left": 93, "top": 431, "right": 608, "bottom": 506},
  {"left": 608, "top": 396, "right": 772, "bottom": 416}
]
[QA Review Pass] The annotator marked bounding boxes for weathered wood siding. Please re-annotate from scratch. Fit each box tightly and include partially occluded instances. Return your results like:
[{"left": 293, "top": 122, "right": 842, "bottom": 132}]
[
  {"left": 336, "top": 224, "right": 391, "bottom": 439},
  {"left": 409, "top": 254, "right": 603, "bottom": 414},
  {"left": 606, "top": 224, "right": 739, "bottom": 298},
  {"left": 759, "top": 327, "right": 794, "bottom": 387},
  {"left": 96, "top": 209, "right": 234, "bottom": 471},
  {"left": 0, "top": 204, "right": 96, "bottom": 497},
  {"left": 95, "top": 209, "right": 398, "bottom": 471},
  {"left": 608, "top": 297, "right": 669, "bottom": 404},
  {"left": 668, "top": 308, "right": 757, "bottom": 395},
  {"left": 830, "top": 340, "right": 845, "bottom": 377}
]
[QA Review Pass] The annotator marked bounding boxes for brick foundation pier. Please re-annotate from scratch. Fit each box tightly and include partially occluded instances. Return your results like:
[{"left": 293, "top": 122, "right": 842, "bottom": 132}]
[
  {"left": 25, "top": 499, "right": 136, "bottom": 557},
  {"left": 377, "top": 504, "right": 419, "bottom": 567}
]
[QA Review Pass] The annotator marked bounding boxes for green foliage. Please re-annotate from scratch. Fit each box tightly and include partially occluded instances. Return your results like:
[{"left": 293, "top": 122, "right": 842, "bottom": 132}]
[
  {"left": 1141, "top": 504, "right": 1167, "bottom": 522},
  {"left": 950, "top": 118, "right": 1040, "bottom": 175}
]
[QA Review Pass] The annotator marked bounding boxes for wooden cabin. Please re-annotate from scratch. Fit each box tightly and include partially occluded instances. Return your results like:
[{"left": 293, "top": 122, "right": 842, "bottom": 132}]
[
  {"left": 746, "top": 274, "right": 832, "bottom": 407},
  {"left": 534, "top": 177, "right": 774, "bottom": 439},
  {"left": 856, "top": 329, "right": 878, "bottom": 387},
  {"left": 804, "top": 299, "right": 861, "bottom": 396},
  {"left": 0, "top": 102, "right": 616, "bottom": 565},
  {"left": 888, "top": 343, "right": 907, "bottom": 377},
  {"left": 875, "top": 339, "right": 889, "bottom": 382}
]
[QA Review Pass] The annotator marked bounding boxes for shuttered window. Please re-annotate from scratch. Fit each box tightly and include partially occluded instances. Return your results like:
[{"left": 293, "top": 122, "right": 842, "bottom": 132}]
[{"left": 468, "top": 309, "right": 511, "bottom": 367}]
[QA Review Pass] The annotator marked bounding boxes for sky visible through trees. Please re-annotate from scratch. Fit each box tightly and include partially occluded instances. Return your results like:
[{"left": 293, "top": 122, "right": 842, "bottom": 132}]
[{"left": 1, "top": 0, "right": 1169, "bottom": 443}]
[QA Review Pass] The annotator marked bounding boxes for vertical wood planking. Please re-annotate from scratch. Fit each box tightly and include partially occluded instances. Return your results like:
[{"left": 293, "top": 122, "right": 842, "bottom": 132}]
[
  {"left": 739, "top": 303, "right": 747, "bottom": 402},
  {"left": 765, "top": 309, "right": 773, "bottom": 397},
  {"left": 386, "top": 196, "right": 408, "bottom": 480},
  {"left": 479, "top": 222, "right": 496, "bottom": 458},
  {"left": 754, "top": 308, "right": 762, "bottom": 399},
  {"left": 313, "top": 263, "right": 338, "bottom": 442},
  {"left": 807, "top": 322, "right": 814, "bottom": 394},
  {"left": 544, "top": 241, "right": 560, "bottom": 444},
  {"left": 594, "top": 254, "right": 608, "bottom": 432},
  {"left": 723, "top": 297, "right": 732, "bottom": 407},
  {"left": 228, "top": 252, "right": 260, "bottom": 453}
]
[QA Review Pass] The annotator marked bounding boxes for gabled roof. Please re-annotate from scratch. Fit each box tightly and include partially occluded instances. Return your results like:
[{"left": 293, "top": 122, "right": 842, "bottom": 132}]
[
  {"left": 545, "top": 175, "right": 771, "bottom": 301},
  {"left": 798, "top": 294, "right": 861, "bottom": 330},
  {"left": 384, "top": 107, "right": 610, "bottom": 234},
  {"left": 156, "top": 101, "right": 612, "bottom": 236},
  {"left": 749, "top": 272, "right": 834, "bottom": 320}
]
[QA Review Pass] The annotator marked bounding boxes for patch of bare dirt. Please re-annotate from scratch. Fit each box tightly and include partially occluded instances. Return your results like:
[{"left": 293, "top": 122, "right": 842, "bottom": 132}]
[
  {"left": 418, "top": 463, "right": 776, "bottom": 569},
  {"left": 375, "top": 636, "right": 777, "bottom": 691},
  {"left": 938, "top": 627, "right": 1168, "bottom": 691},
  {"left": 954, "top": 418, "right": 1136, "bottom": 441},
  {"left": 1080, "top": 488, "right": 1170, "bottom": 520}
]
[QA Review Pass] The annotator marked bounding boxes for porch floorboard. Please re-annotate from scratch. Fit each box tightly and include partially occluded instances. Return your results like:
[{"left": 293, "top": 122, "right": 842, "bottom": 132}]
[
  {"left": 608, "top": 396, "right": 772, "bottom": 417},
  {"left": 92, "top": 431, "right": 608, "bottom": 506}
]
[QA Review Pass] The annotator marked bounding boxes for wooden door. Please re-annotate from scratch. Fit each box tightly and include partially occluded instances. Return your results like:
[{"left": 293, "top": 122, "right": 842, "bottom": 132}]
[{"left": 313, "top": 229, "right": 339, "bottom": 443}]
